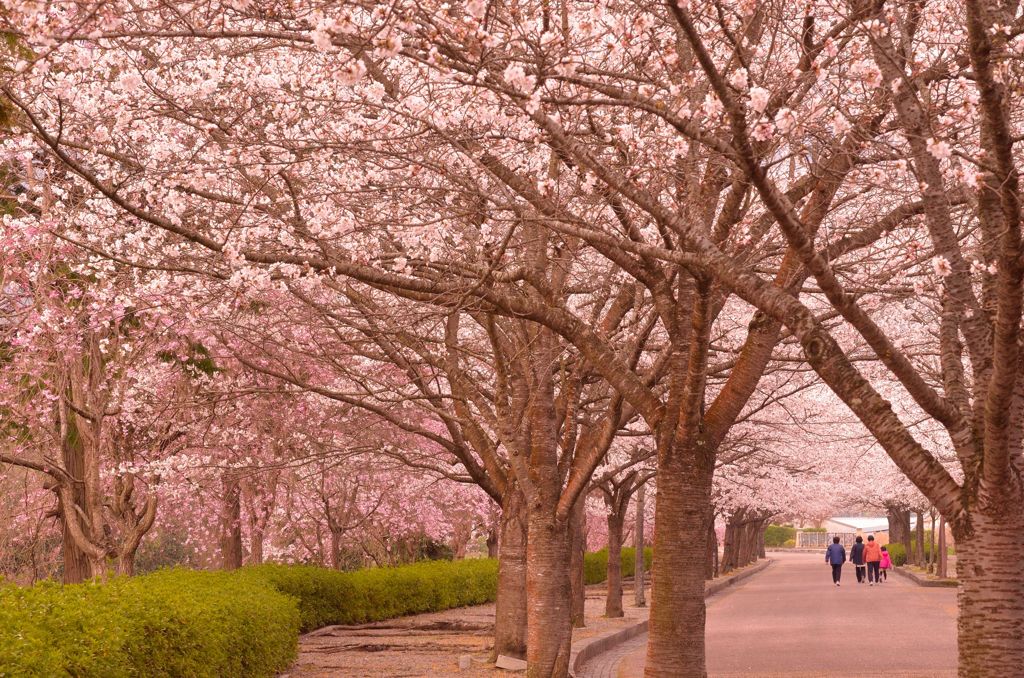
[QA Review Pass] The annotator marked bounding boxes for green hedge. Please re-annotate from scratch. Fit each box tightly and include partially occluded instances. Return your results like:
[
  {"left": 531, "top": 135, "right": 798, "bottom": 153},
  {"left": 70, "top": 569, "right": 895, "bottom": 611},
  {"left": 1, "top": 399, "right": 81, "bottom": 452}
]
[
  {"left": 0, "top": 559, "right": 500, "bottom": 677},
  {"left": 583, "top": 547, "right": 654, "bottom": 585},
  {"left": 243, "top": 558, "right": 498, "bottom": 632},
  {"left": 885, "top": 537, "right": 954, "bottom": 568},
  {"left": 4, "top": 551, "right": 654, "bottom": 677},
  {"left": 0, "top": 568, "right": 300, "bottom": 678},
  {"left": 764, "top": 524, "right": 796, "bottom": 547}
]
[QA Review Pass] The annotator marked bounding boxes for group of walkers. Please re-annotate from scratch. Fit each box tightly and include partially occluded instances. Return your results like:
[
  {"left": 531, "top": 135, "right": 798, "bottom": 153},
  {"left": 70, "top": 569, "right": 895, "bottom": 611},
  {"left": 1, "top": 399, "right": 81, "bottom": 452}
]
[{"left": 824, "top": 535, "right": 893, "bottom": 586}]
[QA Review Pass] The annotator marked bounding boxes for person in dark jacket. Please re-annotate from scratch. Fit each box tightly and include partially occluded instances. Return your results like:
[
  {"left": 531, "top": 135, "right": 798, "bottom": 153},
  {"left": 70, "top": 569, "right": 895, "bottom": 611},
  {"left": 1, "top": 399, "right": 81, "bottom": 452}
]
[
  {"left": 825, "top": 536, "right": 846, "bottom": 586},
  {"left": 850, "top": 536, "right": 866, "bottom": 583}
]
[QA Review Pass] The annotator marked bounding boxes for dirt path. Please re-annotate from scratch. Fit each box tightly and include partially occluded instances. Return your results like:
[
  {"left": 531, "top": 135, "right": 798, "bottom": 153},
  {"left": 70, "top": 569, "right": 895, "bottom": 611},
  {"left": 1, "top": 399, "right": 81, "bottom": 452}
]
[{"left": 284, "top": 581, "right": 651, "bottom": 677}]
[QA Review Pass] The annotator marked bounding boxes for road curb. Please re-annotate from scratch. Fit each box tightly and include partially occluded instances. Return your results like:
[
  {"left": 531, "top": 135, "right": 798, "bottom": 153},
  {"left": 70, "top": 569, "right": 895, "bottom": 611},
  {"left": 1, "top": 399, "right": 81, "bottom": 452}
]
[
  {"left": 568, "top": 558, "right": 773, "bottom": 677},
  {"left": 892, "top": 565, "right": 958, "bottom": 588}
]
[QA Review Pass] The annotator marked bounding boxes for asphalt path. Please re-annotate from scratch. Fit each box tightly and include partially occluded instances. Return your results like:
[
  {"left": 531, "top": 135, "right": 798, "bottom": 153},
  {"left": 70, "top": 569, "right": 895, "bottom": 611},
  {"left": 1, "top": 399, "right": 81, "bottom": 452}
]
[{"left": 608, "top": 551, "right": 958, "bottom": 677}]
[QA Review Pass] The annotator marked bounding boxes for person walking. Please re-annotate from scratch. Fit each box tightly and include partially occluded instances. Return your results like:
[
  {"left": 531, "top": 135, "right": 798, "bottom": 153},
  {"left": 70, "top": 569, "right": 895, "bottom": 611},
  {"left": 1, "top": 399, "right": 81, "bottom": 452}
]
[
  {"left": 850, "top": 536, "right": 866, "bottom": 584},
  {"left": 825, "top": 536, "right": 846, "bottom": 586},
  {"left": 864, "top": 535, "right": 882, "bottom": 585},
  {"left": 879, "top": 545, "right": 892, "bottom": 582}
]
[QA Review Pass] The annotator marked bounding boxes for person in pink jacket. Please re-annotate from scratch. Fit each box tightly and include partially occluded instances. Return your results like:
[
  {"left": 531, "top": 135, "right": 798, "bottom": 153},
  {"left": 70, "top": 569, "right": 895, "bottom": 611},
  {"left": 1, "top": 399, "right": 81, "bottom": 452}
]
[{"left": 879, "top": 545, "right": 893, "bottom": 583}]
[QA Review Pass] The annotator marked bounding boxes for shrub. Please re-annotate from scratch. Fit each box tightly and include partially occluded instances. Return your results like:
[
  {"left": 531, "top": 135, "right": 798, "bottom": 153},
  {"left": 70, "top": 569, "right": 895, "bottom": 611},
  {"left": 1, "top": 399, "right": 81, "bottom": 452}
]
[
  {"left": 764, "top": 524, "right": 797, "bottom": 547},
  {"left": 783, "top": 538, "right": 796, "bottom": 548},
  {"left": 0, "top": 568, "right": 300, "bottom": 678},
  {"left": 583, "top": 547, "right": 653, "bottom": 585},
  {"left": 0, "top": 559, "right": 503, "bottom": 676},
  {"left": 885, "top": 543, "right": 907, "bottom": 566}
]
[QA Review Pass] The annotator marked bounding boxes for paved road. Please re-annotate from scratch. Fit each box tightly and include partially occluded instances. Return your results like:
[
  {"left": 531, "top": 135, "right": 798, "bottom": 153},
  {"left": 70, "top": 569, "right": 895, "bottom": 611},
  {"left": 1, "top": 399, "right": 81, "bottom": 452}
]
[{"left": 600, "top": 551, "right": 958, "bottom": 678}]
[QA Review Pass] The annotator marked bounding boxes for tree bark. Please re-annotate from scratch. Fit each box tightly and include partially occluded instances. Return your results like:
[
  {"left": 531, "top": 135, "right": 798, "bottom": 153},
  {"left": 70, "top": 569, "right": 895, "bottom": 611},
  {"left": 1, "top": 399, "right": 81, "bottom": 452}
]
[
  {"left": 929, "top": 512, "right": 938, "bottom": 573},
  {"left": 955, "top": 508, "right": 1024, "bottom": 676},
  {"left": 60, "top": 414, "right": 94, "bottom": 583},
  {"left": 634, "top": 483, "right": 646, "bottom": 607},
  {"left": 644, "top": 440, "right": 715, "bottom": 678},
  {"left": 606, "top": 510, "right": 625, "bottom": 618},
  {"left": 568, "top": 496, "right": 587, "bottom": 628},
  {"left": 938, "top": 516, "right": 948, "bottom": 579},
  {"left": 525, "top": 510, "right": 572, "bottom": 678},
  {"left": 705, "top": 517, "right": 717, "bottom": 580},
  {"left": 493, "top": 481, "right": 528, "bottom": 661},
  {"left": 916, "top": 510, "right": 926, "bottom": 567},
  {"left": 886, "top": 504, "right": 912, "bottom": 554},
  {"left": 221, "top": 473, "right": 244, "bottom": 570}
]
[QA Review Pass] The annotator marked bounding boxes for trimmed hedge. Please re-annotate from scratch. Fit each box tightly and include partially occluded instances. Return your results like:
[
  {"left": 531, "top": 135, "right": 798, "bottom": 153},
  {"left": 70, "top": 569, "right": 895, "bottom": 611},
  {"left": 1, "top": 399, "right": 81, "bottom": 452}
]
[
  {"left": 884, "top": 538, "right": 954, "bottom": 568},
  {"left": 583, "top": 547, "right": 654, "bottom": 585},
  {"left": 243, "top": 558, "right": 498, "bottom": 632},
  {"left": 764, "top": 524, "right": 796, "bottom": 547},
  {"left": 0, "top": 559, "right": 501, "bottom": 677},
  {"left": 4, "top": 551, "right": 655, "bottom": 676},
  {"left": 0, "top": 568, "right": 300, "bottom": 678}
]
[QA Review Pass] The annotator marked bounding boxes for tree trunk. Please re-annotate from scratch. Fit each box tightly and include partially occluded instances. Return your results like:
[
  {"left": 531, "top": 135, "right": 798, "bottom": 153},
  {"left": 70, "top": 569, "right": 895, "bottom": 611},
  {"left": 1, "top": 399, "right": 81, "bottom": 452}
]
[
  {"left": 757, "top": 521, "right": 766, "bottom": 559},
  {"left": 929, "top": 512, "right": 938, "bottom": 573},
  {"left": 59, "top": 412, "right": 97, "bottom": 583},
  {"left": 487, "top": 527, "right": 499, "bottom": 558},
  {"left": 644, "top": 441, "right": 715, "bottom": 678},
  {"left": 955, "top": 508, "right": 1024, "bottom": 676},
  {"left": 250, "top": 525, "right": 266, "bottom": 566},
  {"left": 329, "top": 528, "right": 344, "bottom": 569},
  {"left": 494, "top": 482, "right": 528, "bottom": 661},
  {"left": 705, "top": 517, "right": 716, "bottom": 580},
  {"left": 886, "top": 505, "right": 911, "bottom": 546},
  {"left": 938, "top": 516, "right": 948, "bottom": 579},
  {"left": 221, "top": 473, "right": 244, "bottom": 570},
  {"left": 525, "top": 509, "right": 572, "bottom": 678},
  {"left": 568, "top": 496, "right": 587, "bottom": 628},
  {"left": 606, "top": 511, "right": 625, "bottom": 618},
  {"left": 634, "top": 483, "right": 646, "bottom": 607},
  {"left": 916, "top": 510, "right": 926, "bottom": 567}
]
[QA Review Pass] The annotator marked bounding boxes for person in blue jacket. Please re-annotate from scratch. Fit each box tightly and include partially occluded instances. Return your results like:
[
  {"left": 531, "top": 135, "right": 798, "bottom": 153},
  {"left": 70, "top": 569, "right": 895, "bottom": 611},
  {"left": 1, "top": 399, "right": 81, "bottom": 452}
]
[{"left": 825, "top": 536, "right": 846, "bottom": 586}]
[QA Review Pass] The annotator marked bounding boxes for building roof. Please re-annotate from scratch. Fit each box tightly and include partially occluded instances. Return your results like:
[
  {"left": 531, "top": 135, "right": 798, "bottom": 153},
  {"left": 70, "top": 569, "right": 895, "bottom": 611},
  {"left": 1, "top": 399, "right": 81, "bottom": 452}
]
[{"left": 826, "top": 516, "right": 890, "bottom": 533}]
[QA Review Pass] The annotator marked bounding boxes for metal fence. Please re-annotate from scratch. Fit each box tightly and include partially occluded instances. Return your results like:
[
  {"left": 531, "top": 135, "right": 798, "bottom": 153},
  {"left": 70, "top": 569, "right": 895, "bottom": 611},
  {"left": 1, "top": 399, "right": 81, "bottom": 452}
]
[{"left": 796, "top": 531, "right": 857, "bottom": 549}]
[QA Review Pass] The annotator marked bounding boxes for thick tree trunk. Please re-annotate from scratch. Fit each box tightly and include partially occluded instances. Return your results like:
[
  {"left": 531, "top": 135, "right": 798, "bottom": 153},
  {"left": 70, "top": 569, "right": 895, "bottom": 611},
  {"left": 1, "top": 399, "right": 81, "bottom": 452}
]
[
  {"left": 955, "top": 508, "right": 1024, "bottom": 676},
  {"left": 494, "top": 482, "right": 528, "bottom": 661},
  {"left": 705, "top": 517, "right": 717, "bottom": 580},
  {"left": 115, "top": 553, "right": 135, "bottom": 576},
  {"left": 886, "top": 504, "right": 911, "bottom": 546},
  {"left": 568, "top": 496, "right": 587, "bottom": 628},
  {"left": 525, "top": 510, "right": 572, "bottom": 678},
  {"left": 634, "top": 483, "right": 646, "bottom": 607},
  {"left": 60, "top": 414, "right": 96, "bottom": 583},
  {"left": 721, "top": 510, "right": 743, "bottom": 574},
  {"left": 757, "top": 521, "right": 766, "bottom": 559},
  {"left": 644, "top": 442, "right": 714, "bottom": 678},
  {"left": 606, "top": 511, "right": 625, "bottom": 618},
  {"left": 221, "top": 473, "right": 244, "bottom": 570}
]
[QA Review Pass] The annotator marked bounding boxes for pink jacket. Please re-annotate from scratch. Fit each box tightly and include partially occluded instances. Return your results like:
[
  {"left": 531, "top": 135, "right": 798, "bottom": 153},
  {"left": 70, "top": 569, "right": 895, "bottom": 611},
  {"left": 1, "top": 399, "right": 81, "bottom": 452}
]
[{"left": 880, "top": 552, "right": 892, "bottom": 569}]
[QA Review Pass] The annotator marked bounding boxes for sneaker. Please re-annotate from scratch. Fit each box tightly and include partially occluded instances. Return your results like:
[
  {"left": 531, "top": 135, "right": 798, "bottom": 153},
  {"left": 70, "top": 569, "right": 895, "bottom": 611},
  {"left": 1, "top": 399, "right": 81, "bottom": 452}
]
[
  {"left": 870, "top": 582, "right": 874, "bottom": 586},
  {"left": 835, "top": 582, "right": 840, "bottom": 587}
]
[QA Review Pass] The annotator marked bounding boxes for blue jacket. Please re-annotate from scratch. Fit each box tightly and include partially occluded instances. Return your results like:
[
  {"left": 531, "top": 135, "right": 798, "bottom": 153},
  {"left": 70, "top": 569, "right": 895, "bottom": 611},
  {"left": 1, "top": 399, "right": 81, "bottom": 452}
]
[
  {"left": 825, "top": 543, "right": 846, "bottom": 565},
  {"left": 849, "top": 542, "right": 865, "bottom": 565}
]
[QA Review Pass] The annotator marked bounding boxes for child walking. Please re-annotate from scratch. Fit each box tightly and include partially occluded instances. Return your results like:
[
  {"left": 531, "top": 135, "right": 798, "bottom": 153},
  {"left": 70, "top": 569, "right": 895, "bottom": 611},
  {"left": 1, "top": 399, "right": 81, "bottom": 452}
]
[{"left": 879, "top": 545, "right": 892, "bottom": 582}]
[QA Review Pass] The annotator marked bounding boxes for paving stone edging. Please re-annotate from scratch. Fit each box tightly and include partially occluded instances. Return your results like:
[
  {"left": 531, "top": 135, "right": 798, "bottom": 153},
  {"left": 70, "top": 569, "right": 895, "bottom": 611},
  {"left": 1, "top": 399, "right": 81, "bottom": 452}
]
[
  {"left": 892, "top": 565, "right": 958, "bottom": 588},
  {"left": 568, "top": 558, "right": 773, "bottom": 677}
]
